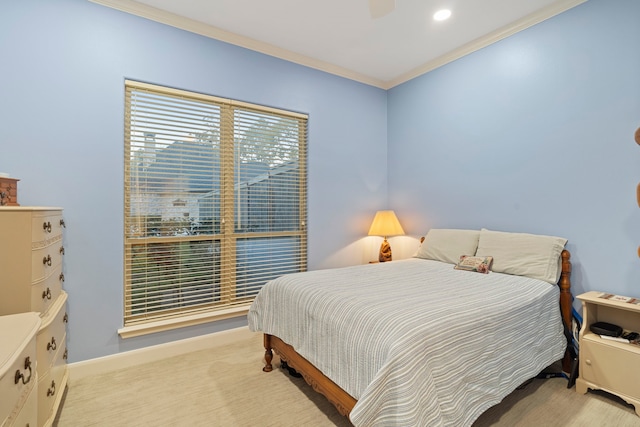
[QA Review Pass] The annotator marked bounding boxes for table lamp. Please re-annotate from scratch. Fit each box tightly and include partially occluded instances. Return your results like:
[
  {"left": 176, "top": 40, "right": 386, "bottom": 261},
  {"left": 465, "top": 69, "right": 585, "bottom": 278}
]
[{"left": 368, "top": 210, "right": 405, "bottom": 262}]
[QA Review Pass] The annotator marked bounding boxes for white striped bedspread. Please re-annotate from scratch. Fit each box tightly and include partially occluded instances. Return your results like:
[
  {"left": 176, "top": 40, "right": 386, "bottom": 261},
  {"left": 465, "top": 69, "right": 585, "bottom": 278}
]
[{"left": 248, "top": 258, "right": 567, "bottom": 427}]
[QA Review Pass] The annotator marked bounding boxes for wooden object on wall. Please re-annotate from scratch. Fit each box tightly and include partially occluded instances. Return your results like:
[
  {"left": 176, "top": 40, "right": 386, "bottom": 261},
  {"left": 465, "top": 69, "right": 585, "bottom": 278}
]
[
  {"left": 636, "top": 127, "right": 640, "bottom": 256},
  {"left": 0, "top": 177, "right": 19, "bottom": 206},
  {"left": 635, "top": 128, "right": 640, "bottom": 258}
]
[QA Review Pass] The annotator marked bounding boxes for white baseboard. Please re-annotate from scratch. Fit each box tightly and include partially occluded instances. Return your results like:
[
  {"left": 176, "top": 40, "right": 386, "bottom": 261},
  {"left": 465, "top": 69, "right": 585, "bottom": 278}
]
[{"left": 68, "top": 326, "right": 255, "bottom": 382}]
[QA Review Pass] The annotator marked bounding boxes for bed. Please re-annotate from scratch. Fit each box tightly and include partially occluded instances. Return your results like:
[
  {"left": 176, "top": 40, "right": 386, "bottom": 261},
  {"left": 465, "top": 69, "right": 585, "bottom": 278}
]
[{"left": 248, "top": 228, "right": 573, "bottom": 426}]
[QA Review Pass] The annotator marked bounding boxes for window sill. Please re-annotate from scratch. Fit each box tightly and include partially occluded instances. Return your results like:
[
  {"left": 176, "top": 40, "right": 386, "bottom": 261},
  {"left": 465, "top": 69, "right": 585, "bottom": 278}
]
[{"left": 118, "top": 304, "right": 250, "bottom": 339}]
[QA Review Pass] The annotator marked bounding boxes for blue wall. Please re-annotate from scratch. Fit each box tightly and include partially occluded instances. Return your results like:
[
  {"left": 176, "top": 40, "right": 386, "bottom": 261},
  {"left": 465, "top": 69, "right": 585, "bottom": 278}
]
[
  {"left": 2, "top": 0, "right": 639, "bottom": 363},
  {"left": 0, "top": 0, "right": 387, "bottom": 361},
  {"left": 388, "top": 0, "right": 640, "bottom": 300}
]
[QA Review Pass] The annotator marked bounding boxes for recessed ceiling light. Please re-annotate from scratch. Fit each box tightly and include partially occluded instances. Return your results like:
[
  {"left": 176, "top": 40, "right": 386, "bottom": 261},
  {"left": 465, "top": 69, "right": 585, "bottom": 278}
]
[{"left": 433, "top": 9, "right": 452, "bottom": 21}]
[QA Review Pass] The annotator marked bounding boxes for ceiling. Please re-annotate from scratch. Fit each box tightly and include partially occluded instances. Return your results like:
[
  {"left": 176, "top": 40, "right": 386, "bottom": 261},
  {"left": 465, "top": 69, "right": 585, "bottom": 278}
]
[{"left": 92, "top": 0, "right": 587, "bottom": 89}]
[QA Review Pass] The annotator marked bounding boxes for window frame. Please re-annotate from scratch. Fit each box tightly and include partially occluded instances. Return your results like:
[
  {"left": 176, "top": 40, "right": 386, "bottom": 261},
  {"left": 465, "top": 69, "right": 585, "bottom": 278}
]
[{"left": 120, "top": 80, "right": 307, "bottom": 338}]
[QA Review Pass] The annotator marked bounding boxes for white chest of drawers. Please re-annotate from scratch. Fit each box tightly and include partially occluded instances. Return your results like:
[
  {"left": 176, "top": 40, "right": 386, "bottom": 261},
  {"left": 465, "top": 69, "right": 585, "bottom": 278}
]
[
  {"left": 0, "top": 207, "right": 65, "bottom": 316},
  {"left": 0, "top": 312, "right": 41, "bottom": 427},
  {"left": 0, "top": 207, "right": 69, "bottom": 426}
]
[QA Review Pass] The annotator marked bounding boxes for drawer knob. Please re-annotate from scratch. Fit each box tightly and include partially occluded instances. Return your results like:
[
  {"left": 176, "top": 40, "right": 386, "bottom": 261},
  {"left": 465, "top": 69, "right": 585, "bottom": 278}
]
[
  {"left": 43, "top": 221, "right": 52, "bottom": 233},
  {"left": 60, "top": 246, "right": 65, "bottom": 255},
  {"left": 47, "top": 337, "right": 57, "bottom": 351},
  {"left": 59, "top": 272, "right": 65, "bottom": 282},
  {"left": 42, "top": 287, "right": 52, "bottom": 300},
  {"left": 43, "top": 254, "right": 52, "bottom": 266},
  {"left": 60, "top": 218, "right": 66, "bottom": 228},
  {"left": 63, "top": 312, "right": 69, "bottom": 323},
  {"left": 14, "top": 356, "right": 32, "bottom": 385},
  {"left": 64, "top": 348, "right": 68, "bottom": 360},
  {"left": 47, "top": 380, "right": 56, "bottom": 397}
]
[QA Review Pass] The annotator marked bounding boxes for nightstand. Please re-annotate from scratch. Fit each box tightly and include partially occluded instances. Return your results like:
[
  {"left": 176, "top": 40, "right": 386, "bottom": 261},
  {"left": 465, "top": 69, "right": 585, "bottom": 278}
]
[{"left": 576, "top": 291, "right": 640, "bottom": 416}]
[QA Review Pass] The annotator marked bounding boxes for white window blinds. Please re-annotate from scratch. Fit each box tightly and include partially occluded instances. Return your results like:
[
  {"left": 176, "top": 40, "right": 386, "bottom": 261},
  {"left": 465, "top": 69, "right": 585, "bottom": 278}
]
[{"left": 124, "top": 80, "right": 307, "bottom": 328}]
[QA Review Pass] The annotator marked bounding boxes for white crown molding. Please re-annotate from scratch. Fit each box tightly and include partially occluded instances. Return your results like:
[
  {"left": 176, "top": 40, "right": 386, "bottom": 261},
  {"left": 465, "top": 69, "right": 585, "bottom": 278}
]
[
  {"left": 384, "top": 0, "right": 588, "bottom": 89},
  {"left": 89, "top": 0, "right": 386, "bottom": 88},
  {"left": 90, "top": 0, "right": 586, "bottom": 90}
]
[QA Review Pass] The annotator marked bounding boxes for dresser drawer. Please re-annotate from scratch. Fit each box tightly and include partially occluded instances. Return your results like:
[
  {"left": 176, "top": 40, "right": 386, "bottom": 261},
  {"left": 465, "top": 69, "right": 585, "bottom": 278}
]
[
  {"left": 3, "top": 379, "right": 38, "bottom": 427},
  {"left": 0, "top": 349, "right": 37, "bottom": 426},
  {"left": 36, "top": 294, "right": 68, "bottom": 376},
  {"left": 37, "top": 340, "right": 68, "bottom": 427},
  {"left": 30, "top": 265, "right": 64, "bottom": 315},
  {"left": 31, "top": 242, "right": 64, "bottom": 284},
  {"left": 30, "top": 211, "right": 64, "bottom": 245},
  {"left": 581, "top": 338, "right": 640, "bottom": 399},
  {"left": 0, "top": 313, "right": 40, "bottom": 425}
]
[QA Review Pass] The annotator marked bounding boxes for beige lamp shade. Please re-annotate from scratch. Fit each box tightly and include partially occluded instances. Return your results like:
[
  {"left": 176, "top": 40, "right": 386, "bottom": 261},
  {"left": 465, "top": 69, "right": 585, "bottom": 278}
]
[
  {"left": 368, "top": 210, "right": 404, "bottom": 262},
  {"left": 368, "top": 210, "right": 405, "bottom": 238}
]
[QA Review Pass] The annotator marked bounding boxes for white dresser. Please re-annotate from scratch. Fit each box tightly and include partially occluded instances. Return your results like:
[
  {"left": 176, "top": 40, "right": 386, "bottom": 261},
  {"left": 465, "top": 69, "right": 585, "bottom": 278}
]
[
  {"left": 0, "top": 312, "right": 41, "bottom": 427},
  {"left": 0, "top": 207, "right": 69, "bottom": 426}
]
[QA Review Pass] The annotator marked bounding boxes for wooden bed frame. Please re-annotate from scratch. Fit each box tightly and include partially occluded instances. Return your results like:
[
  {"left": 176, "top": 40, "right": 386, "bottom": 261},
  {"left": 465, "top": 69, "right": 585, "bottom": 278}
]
[{"left": 261, "top": 249, "right": 573, "bottom": 419}]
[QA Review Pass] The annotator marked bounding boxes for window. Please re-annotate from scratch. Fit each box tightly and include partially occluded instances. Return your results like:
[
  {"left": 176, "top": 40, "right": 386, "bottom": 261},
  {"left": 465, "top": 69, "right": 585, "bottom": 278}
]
[{"left": 122, "top": 81, "right": 307, "bottom": 336}]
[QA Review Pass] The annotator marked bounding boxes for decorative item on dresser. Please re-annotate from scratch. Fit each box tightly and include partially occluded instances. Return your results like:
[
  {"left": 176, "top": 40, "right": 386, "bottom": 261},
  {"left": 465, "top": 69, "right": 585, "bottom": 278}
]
[
  {"left": 0, "top": 207, "right": 69, "bottom": 427},
  {"left": 0, "top": 312, "right": 41, "bottom": 427},
  {"left": 576, "top": 291, "right": 640, "bottom": 416},
  {"left": 0, "top": 175, "right": 19, "bottom": 206}
]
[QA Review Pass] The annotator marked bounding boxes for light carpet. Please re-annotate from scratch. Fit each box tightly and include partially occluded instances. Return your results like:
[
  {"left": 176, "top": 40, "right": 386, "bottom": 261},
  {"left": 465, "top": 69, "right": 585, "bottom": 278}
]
[{"left": 56, "top": 332, "right": 638, "bottom": 426}]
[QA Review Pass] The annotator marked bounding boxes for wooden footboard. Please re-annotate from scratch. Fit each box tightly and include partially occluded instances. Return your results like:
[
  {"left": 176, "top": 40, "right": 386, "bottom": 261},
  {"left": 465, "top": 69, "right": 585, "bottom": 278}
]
[
  {"left": 264, "top": 334, "right": 356, "bottom": 417},
  {"left": 261, "top": 249, "right": 573, "bottom": 418}
]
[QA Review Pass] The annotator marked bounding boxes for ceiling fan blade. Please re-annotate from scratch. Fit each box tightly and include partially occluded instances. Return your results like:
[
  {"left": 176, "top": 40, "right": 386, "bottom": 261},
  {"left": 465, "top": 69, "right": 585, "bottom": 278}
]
[{"left": 369, "top": 0, "right": 395, "bottom": 19}]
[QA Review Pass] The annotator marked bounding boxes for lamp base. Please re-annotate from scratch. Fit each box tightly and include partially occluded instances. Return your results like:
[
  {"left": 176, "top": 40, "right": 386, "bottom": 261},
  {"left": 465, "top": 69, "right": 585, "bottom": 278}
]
[{"left": 378, "top": 239, "right": 392, "bottom": 262}]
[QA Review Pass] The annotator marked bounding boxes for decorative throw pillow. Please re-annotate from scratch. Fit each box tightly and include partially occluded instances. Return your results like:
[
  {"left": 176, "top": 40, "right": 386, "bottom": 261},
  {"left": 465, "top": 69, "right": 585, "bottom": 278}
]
[{"left": 454, "top": 255, "right": 493, "bottom": 274}]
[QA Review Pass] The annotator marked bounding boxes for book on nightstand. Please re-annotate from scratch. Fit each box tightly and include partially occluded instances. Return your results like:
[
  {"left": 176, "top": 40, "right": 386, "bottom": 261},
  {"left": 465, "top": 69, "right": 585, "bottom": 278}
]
[{"left": 598, "top": 293, "right": 640, "bottom": 305}]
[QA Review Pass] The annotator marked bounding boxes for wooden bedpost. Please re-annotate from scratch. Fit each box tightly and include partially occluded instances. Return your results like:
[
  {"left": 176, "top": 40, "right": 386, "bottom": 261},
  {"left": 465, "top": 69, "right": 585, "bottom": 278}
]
[
  {"left": 559, "top": 250, "right": 572, "bottom": 330},
  {"left": 263, "top": 334, "right": 273, "bottom": 372},
  {"left": 559, "top": 249, "right": 573, "bottom": 373}
]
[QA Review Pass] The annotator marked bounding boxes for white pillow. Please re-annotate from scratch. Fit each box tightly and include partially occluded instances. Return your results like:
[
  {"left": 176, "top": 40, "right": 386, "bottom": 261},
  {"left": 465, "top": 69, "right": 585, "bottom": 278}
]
[
  {"left": 414, "top": 229, "right": 480, "bottom": 265},
  {"left": 475, "top": 228, "right": 567, "bottom": 284}
]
